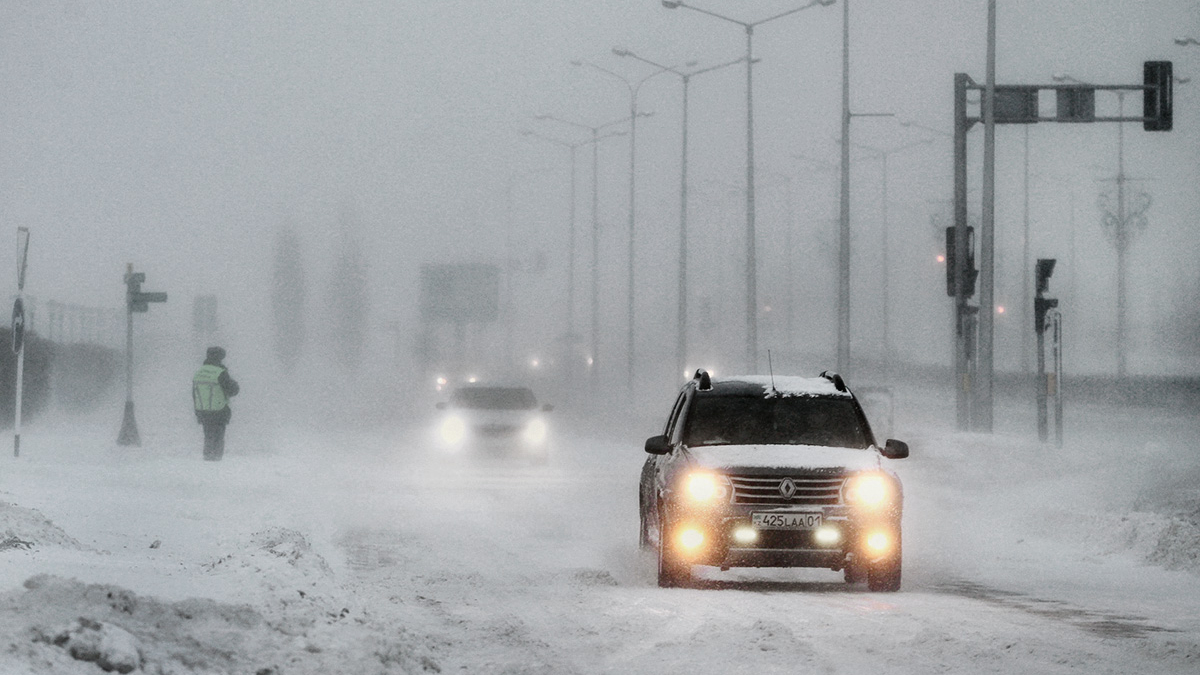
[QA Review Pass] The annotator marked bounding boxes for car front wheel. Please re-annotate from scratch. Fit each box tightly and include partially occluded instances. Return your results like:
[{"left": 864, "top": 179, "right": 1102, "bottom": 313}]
[
  {"left": 866, "top": 533, "right": 902, "bottom": 592},
  {"left": 657, "top": 513, "right": 691, "bottom": 588}
]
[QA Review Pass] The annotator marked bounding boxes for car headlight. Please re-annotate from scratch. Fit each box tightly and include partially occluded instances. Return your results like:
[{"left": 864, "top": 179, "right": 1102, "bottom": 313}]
[
  {"left": 523, "top": 417, "right": 548, "bottom": 445},
  {"left": 439, "top": 415, "right": 466, "bottom": 445},
  {"left": 843, "top": 473, "right": 891, "bottom": 507},
  {"left": 685, "top": 472, "right": 730, "bottom": 503}
]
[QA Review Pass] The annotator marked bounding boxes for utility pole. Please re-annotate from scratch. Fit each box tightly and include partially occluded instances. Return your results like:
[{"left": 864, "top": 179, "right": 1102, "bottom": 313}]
[{"left": 977, "top": 0, "right": 996, "bottom": 432}]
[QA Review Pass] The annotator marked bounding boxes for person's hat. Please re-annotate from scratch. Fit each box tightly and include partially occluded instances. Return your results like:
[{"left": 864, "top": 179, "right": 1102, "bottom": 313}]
[{"left": 206, "top": 346, "right": 226, "bottom": 362}]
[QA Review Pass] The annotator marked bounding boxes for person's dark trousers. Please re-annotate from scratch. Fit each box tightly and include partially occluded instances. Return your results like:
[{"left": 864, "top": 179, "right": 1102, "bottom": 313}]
[{"left": 202, "top": 423, "right": 227, "bottom": 461}]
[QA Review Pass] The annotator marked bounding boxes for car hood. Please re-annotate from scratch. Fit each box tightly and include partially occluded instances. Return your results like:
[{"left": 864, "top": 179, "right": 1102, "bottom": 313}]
[{"left": 687, "top": 444, "right": 881, "bottom": 472}]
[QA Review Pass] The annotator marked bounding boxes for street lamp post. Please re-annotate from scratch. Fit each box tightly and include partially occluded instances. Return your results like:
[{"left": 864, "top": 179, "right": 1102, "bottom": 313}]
[
  {"left": 612, "top": 49, "right": 748, "bottom": 381},
  {"left": 852, "top": 139, "right": 932, "bottom": 370},
  {"left": 792, "top": 153, "right": 840, "bottom": 357},
  {"left": 663, "top": 0, "right": 835, "bottom": 374},
  {"left": 572, "top": 58, "right": 672, "bottom": 388},
  {"left": 534, "top": 113, "right": 629, "bottom": 379},
  {"left": 519, "top": 130, "right": 585, "bottom": 345}
]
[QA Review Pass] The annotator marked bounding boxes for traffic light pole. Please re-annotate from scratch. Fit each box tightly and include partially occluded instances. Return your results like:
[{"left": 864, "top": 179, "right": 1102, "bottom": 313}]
[
  {"left": 118, "top": 287, "right": 139, "bottom": 446},
  {"left": 953, "top": 74, "right": 973, "bottom": 431},
  {"left": 949, "top": 61, "right": 1170, "bottom": 433},
  {"left": 117, "top": 263, "right": 167, "bottom": 447},
  {"left": 1051, "top": 310, "right": 1063, "bottom": 447}
]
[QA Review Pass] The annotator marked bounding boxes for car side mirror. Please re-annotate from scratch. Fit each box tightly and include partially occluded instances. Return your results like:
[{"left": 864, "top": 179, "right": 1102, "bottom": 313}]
[
  {"left": 542, "top": 403, "right": 554, "bottom": 412},
  {"left": 644, "top": 434, "right": 671, "bottom": 455},
  {"left": 435, "top": 402, "right": 447, "bottom": 410},
  {"left": 881, "top": 439, "right": 909, "bottom": 459}
]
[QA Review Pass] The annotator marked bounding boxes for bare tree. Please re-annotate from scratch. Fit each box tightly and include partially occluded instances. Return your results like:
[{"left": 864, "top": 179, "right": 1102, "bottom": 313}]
[
  {"left": 328, "top": 233, "right": 369, "bottom": 373},
  {"left": 271, "top": 228, "right": 307, "bottom": 374}
]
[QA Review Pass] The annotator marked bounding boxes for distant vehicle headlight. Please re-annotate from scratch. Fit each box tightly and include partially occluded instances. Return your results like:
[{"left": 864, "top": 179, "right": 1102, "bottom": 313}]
[
  {"left": 685, "top": 472, "right": 730, "bottom": 503},
  {"left": 843, "top": 473, "right": 891, "bottom": 507},
  {"left": 439, "top": 415, "right": 467, "bottom": 445},
  {"left": 523, "top": 417, "right": 548, "bottom": 445}
]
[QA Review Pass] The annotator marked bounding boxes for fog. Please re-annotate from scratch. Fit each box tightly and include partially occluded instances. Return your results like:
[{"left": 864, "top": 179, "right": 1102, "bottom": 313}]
[{"left": 2, "top": 1, "right": 1198, "bottom": 425}]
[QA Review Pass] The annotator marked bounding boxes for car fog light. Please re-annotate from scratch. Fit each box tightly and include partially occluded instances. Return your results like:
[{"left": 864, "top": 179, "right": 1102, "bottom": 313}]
[
  {"left": 866, "top": 531, "right": 890, "bottom": 552},
  {"left": 733, "top": 527, "right": 758, "bottom": 544},
  {"left": 439, "top": 416, "right": 466, "bottom": 445},
  {"left": 814, "top": 526, "right": 841, "bottom": 546},
  {"left": 679, "top": 528, "right": 705, "bottom": 550}
]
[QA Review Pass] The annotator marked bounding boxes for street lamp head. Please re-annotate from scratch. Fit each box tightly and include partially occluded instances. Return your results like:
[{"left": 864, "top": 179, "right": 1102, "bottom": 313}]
[
  {"left": 817, "top": 0, "right": 836, "bottom": 5},
  {"left": 1175, "top": 36, "right": 1200, "bottom": 46},
  {"left": 684, "top": 60, "right": 699, "bottom": 68},
  {"left": 570, "top": 60, "right": 583, "bottom": 67},
  {"left": 612, "top": 47, "right": 631, "bottom": 57},
  {"left": 662, "top": 1, "right": 681, "bottom": 8}
]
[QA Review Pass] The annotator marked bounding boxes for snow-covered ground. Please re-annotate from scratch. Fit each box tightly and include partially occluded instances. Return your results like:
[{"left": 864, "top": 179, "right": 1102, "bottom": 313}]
[{"left": 2, "top": 381, "right": 1199, "bottom": 674}]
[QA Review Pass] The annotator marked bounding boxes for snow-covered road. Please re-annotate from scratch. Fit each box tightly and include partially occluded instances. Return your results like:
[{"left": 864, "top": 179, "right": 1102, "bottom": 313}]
[{"left": 2, "top": 384, "right": 1199, "bottom": 674}]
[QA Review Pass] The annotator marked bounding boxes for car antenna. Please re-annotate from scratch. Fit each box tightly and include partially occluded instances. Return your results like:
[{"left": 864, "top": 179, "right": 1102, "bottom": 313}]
[{"left": 767, "top": 350, "right": 778, "bottom": 394}]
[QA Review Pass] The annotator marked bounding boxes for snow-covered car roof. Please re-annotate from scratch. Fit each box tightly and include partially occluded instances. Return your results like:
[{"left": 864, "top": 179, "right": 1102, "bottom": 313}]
[{"left": 702, "top": 375, "right": 851, "bottom": 398}]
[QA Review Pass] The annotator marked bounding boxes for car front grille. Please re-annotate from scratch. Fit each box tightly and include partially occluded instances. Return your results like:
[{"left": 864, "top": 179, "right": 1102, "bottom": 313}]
[
  {"left": 730, "top": 474, "right": 844, "bottom": 506},
  {"left": 476, "top": 423, "right": 520, "bottom": 438}
]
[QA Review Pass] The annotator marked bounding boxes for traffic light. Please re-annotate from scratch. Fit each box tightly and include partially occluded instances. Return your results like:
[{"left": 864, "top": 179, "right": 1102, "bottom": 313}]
[
  {"left": 1144, "top": 61, "right": 1173, "bottom": 131},
  {"left": 124, "top": 266, "right": 166, "bottom": 313},
  {"left": 125, "top": 270, "right": 145, "bottom": 310},
  {"left": 993, "top": 86, "right": 1040, "bottom": 124},
  {"left": 1056, "top": 87, "right": 1095, "bottom": 123},
  {"left": 945, "top": 226, "right": 978, "bottom": 298},
  {"left": 1034, "top": 258, "right": 1057, "bottom": 334},
  {"left": 1034, "top": 297, "right": 1058, "bottom": 334},
  {"left": 1035, "top": 258, "right": 1056, "bottom": 294}
]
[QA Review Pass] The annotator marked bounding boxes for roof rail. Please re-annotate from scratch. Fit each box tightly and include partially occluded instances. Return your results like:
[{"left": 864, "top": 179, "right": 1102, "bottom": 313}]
[
  {"left": 693, "top": 369, "right": 713, "bottom": 391},
  {"left": 819, "top": 370, "right": 848, "bottom": 393}
]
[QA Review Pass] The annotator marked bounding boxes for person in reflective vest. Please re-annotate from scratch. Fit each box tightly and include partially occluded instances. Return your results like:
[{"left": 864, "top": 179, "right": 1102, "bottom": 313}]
[{"left": 193, "top": 346, "right": 240, "bottom": 461}]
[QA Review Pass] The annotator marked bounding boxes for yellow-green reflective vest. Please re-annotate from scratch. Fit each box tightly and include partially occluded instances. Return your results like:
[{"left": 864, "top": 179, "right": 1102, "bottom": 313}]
[{"left": 193, "top": 364, "right": 228, "bottom": 412}]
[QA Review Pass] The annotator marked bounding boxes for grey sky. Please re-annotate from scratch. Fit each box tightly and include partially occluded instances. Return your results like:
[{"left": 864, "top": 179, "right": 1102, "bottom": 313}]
[{"left": 1, "top": 1, "right": 1196, "bottom": 382}]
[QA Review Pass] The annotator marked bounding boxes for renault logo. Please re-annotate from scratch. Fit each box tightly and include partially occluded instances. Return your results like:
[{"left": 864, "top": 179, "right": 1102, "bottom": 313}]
[{"left": 778, "top": 478, "right": 796, "bottom": 500}]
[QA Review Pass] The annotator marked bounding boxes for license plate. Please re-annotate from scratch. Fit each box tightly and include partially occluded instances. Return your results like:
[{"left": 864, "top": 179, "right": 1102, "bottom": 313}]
[{"left": 752, "top": 512, "right": 822, "bottom": 530}]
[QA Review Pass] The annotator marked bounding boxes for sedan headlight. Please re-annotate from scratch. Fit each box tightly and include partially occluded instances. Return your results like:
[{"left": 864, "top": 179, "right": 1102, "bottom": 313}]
[
  {"left": 523, "top": 417, "right": 548, "bottom": 445},
  {"left": 842, "top": 473, "right": 892, "bottom": 507},
  {"left": 685, "top": 472, "right": 730, "bottom": 503},
  {"left": 439, "top": 415, "right": 467, "bottom": 445}
]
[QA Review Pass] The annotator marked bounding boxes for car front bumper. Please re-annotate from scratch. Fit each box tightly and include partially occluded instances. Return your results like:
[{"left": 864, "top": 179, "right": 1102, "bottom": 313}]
[{"left": 663, "top": 505, "right": 900, "bottom": 570}]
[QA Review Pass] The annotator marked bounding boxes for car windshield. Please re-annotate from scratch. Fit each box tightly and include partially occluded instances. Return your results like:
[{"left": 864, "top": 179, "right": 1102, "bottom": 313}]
[
  {"left": 683, "top": 395, "right": 871, "bottom": 449},
  {"left": 450, "top": 387, "right": 537, "bottom": 410}
]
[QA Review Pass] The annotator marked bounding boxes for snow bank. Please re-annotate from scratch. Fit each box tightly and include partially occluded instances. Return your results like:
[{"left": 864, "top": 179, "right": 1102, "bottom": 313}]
[
  {"left": 1, "top": 502, "right": 85, "bottom": 552},
  {"left": 0, "top": 574, "right": 441, "bottom": 674}
]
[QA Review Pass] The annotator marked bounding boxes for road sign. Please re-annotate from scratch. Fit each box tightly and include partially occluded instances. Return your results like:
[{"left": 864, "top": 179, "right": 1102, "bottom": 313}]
[{"left": 11, "top": 297, "right": 24, "bottom": 354}]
